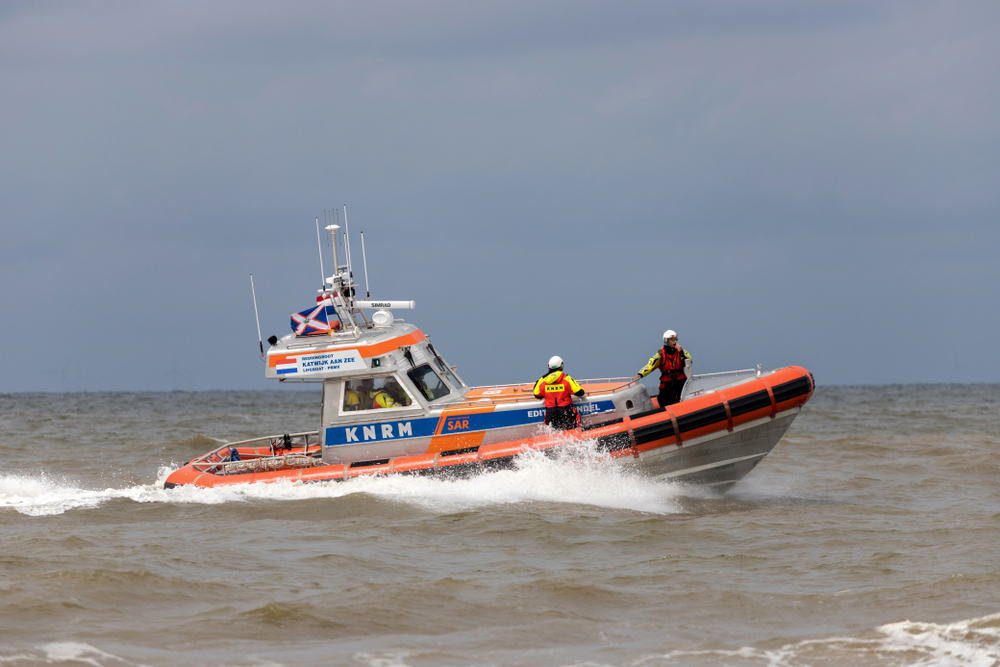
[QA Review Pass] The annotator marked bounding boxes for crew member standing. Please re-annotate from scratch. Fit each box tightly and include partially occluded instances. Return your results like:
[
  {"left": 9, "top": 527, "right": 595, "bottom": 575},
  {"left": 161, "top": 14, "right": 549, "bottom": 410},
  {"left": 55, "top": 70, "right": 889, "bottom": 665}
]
[
  {"left": 636, "top": 330, "right": 692, "bottom": 407},
  {"left": 533, "top": 356, "right": 586, "bottom": 430}
]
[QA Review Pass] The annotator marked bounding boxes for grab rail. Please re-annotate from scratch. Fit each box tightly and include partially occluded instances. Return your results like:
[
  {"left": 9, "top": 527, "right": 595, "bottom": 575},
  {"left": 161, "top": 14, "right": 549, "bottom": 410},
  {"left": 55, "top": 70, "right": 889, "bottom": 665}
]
[
  {"left": 189, "top": 430, "right": 322, "bottom": 471},
  {"left": 211, "top": 430, "right": 321, "bottom": 450},
  {"left": 453, "top": 376, "right": 642, "bottom": 408},
  {"left": 681, "top": 369, "right": 762, "bottom": 400}
]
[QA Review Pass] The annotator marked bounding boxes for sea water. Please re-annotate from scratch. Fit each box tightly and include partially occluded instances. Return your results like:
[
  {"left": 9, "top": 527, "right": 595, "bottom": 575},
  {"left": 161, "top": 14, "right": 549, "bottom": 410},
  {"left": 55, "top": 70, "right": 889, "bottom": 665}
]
[{"left": 1, "top": 385, "right": 998, "bottom": 666}]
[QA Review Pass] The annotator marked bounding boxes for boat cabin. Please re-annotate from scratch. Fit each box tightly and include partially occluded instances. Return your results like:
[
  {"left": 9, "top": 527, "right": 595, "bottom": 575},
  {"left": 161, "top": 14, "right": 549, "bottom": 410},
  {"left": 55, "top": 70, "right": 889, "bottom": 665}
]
[{"left": 266, "top": 315, "right": 652, "bottom": 465}]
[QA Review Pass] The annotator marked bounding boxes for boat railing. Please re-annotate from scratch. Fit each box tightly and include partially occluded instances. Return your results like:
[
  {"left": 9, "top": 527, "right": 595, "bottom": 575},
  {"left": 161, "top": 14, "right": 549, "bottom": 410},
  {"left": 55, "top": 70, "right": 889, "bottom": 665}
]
[
  {"left": 455, "top": 376, "right": 642, "bottom": 408},
  {"left": 189, "top": 430, "right": 322, "bottom": 473},
  {"left": 682, "top": 369, "right": 760, "bottom": 400}
]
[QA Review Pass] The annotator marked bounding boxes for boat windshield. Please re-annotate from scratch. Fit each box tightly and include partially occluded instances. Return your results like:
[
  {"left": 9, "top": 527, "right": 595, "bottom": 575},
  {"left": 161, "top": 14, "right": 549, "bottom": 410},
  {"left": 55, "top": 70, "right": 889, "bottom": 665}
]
[
  {"left": 343, "top": 376, "right": 413, "bottom": 412},
  {"left": 434, "top": 357, "right": 464, "bottom": 389},
  {"left": 407, "top": 364, "right": 451, "bottom": 401}
]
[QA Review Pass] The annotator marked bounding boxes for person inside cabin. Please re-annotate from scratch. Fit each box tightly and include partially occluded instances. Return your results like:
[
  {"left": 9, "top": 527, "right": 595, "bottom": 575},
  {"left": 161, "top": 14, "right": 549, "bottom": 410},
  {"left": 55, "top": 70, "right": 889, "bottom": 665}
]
[
  {"left": 368, "top": 378, "right": 400, "bottom": 409},
  {"left": 533, "top": 356, "right": 586, "bottom": 431},
  {"left": 383, "top": 377, "right": 411, "bottom": 407},
  {"left": 352, "top": 378, "right": 375, "bottom": 410},
  {"left": 343, "top": 382, "right": 364, "bottom": 411},
  {"left": 636, "top": 329, "right": 692, "bottom": 407}
]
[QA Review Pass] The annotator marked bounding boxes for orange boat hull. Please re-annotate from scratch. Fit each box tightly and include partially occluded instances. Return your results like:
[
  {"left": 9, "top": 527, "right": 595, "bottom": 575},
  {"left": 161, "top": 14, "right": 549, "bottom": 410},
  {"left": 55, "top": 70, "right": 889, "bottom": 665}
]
[{"left": 164, "top": 366, "right": 814, "bottom": 491}]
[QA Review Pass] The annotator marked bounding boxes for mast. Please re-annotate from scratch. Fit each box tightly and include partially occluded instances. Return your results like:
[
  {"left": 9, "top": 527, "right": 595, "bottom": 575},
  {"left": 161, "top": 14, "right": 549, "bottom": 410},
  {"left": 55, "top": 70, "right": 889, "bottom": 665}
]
[
  {"left": 315, "top": 217, "right": 326, "bottom": 290},
  {"left": 250, "top": 274, "right": 264, "bottom": 359},
  {"left": 360, "top": 231, "right": 370, "bottom": 299},
  {"left": 325, "top": 222, "right": 358, "bottom": 338}
]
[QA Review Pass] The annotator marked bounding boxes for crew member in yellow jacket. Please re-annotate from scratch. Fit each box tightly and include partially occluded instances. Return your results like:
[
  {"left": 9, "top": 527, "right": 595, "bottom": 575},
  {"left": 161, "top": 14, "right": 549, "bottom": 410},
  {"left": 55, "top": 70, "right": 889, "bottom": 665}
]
[
  {"left": 636, "top": 330, "right": 692, "bottom": 407},
  {"left": 533, "top": 356, "right": 586, "bottom": 430}
]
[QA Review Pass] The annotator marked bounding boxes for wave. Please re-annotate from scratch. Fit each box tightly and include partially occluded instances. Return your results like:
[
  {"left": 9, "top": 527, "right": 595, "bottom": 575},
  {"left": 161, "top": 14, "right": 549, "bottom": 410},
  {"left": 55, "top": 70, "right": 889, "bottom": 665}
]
[
  {"left": 651, "top": 611, "right": 1000, "bottom": 666},
  {"left": 0, "top": 642, "right": 149, "bottom": 667},
  {"left": 0, "top": 440, "right": 684, "bottom": 517},
  {"left": 9, "top": 614, "right": 1000, "bottom": 666}
]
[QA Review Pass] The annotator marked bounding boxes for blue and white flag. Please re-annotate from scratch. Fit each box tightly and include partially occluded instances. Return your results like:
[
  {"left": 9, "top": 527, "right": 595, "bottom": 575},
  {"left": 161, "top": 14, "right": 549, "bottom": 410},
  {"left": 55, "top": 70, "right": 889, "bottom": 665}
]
[{"left": 290, "top": 303, "right": 339, "bottom": 336}]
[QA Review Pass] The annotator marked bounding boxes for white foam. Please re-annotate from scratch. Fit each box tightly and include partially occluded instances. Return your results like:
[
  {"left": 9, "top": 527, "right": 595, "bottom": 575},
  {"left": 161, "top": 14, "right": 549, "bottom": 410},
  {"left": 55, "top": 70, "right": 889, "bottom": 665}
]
[
  {"left": 0, "top": 473, "right": 119, "bottom": 517},
  {"left": 353, "top": 651, "right": 414, "bottom": 667},
  {"left": 348, "top": 440, "right": 683, "bottom": 514},
  {"left": 0, "top": 440, "right": 682, "bottom": 516},
  {"left": 41, "top": 642, "right": 148, "bottom": 666},
  {"left": 873, "top": 612, "right": 1000, "bottom": 666},
  {"left": 647, "top": 611, "right": 1000, "bottom": 666}
]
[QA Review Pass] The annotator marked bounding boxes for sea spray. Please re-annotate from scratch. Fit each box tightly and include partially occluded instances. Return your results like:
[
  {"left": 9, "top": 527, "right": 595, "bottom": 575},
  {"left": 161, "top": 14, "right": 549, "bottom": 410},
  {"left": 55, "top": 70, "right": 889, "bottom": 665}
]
[{"left": 1, "top": 440, "right": 684, "bottom": 516}]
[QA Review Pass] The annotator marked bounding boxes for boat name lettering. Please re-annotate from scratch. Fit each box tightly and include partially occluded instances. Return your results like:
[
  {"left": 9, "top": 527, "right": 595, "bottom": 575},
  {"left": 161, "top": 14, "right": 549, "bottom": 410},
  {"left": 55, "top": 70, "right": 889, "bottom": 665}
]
[
  {"left": 344, "top": 422, "right": 414, "bottom": 442},
  {"left": 302, "top": 353, "right": 352, "bottom": 368},
  {"left": 526, "top": 402, "right": 604, "bottom": 420},
  {"left": 278, "top": 349, "right": 367, "bottom": 375}
]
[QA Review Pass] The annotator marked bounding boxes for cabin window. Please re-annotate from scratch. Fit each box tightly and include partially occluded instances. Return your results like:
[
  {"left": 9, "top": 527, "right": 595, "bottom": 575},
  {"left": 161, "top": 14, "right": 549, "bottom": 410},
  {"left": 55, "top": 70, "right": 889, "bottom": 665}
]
[
  {"left": 342, "top": 376, "right": 413, "bottom": 412},
  {"left": 407, "top": 364, "right": 451, "bottom": 401}
]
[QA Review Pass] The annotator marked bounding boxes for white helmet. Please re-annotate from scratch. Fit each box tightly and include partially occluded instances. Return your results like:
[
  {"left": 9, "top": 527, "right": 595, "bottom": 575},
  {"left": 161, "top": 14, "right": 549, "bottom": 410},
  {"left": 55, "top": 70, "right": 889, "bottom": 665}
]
[
  {"left": 548, "top": 355, "right": 564, "bottom": 370},
  {"left": 663, "top": 330, "right": 677, "bottom": 343}
]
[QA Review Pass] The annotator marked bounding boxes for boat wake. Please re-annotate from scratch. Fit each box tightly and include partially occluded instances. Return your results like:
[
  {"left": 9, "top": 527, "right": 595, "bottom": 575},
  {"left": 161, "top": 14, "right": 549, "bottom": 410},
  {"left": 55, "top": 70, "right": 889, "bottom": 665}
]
[{"left": 0, "top": 439, "right": 685, "bottom": 517}]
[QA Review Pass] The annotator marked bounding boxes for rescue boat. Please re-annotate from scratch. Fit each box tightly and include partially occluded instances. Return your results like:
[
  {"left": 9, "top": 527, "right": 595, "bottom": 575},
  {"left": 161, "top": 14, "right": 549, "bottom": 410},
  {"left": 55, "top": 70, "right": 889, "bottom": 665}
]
[{"left": 164, "top": 214, "right": 814, "bottom": 492}]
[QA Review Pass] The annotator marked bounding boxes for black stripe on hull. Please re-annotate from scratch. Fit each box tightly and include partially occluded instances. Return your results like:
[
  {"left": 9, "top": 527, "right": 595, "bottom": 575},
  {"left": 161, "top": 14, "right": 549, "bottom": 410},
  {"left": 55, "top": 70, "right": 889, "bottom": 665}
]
[
  {"left": 728, "top": 390, "right": 772, "bottom": 417},
  {"left": 677, "top": 404, "right": 728, "bottom": 434},
  {"left": 633, "top": 420, "right": 675, "bottom": 446},
  {"left": 771, "top": 376, "right": 812, "bottom": 404},
  {"left": 581, "top": 417, "right": 624, "bottom": 432},
  {"left": 595, "top": 431, "right": 632, "bottom": 452},
  {"left": 349, "top": 458, "right": 390, "bottom": 468},
  {"left": 481, "top": 455, "right": 517, "bottom": 471},
  {"left": 440, "top": 446, "right": 481, "bottom": 457}
]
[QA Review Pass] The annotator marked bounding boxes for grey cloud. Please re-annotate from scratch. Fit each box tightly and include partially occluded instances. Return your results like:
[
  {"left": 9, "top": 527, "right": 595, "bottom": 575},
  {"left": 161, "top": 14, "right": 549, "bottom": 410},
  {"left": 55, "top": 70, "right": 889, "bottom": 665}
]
[{"left": 1, "top": 1, "right": 998, "bottom": 391}]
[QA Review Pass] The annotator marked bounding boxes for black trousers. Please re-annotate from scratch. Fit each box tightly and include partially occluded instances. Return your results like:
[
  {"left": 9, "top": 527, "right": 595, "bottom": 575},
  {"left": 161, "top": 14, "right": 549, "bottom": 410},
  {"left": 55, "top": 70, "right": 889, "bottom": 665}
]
[
  {"left": 657, "top": 379, "right": 686, "bottom": 407},
  {"left": 544, "top": 406, "right": 579, "bottom": 430}
]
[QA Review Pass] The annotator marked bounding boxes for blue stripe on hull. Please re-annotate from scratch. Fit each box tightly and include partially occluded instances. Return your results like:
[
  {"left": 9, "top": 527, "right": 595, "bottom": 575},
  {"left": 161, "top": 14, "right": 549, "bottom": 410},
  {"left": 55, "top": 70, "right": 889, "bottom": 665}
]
[{"left": 324, "top": 400, "right": 616, "bottom": 447}]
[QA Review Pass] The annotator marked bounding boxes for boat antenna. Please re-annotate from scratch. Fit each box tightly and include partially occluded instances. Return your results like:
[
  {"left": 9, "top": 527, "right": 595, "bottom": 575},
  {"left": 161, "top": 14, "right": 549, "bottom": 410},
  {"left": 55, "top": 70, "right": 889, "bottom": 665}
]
[
  {"left": 343, "top": 205, "right": 353, "bottom": 293},
  {"left": 315, "top": 217, "right": 326, "bottom": 290},
  {"left": 326, "top": 221, "right": 340, "bottom": 288},
  {"left": 330, "top": 208, "right": 347, "bottom": 275},
  {"left": 250, "top": 274, "right": 264, "bottom": 360},
  {"left": 360, "top": 230, "right": 370, "bottom": 299}
]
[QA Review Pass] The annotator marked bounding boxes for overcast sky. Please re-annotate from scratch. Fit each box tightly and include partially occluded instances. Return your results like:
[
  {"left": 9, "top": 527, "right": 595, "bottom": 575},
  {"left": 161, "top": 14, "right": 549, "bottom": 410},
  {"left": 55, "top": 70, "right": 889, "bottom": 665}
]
[{"left": 1, "top": 1, "right": 997, "bottom": 392}]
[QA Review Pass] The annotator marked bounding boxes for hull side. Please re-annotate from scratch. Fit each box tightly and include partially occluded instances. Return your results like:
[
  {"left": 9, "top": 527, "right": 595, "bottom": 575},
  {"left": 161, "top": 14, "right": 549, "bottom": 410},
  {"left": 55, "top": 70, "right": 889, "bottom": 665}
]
[
  {"left": 634, "top": 411, "right": 798, "bottom": 492},
  {"left": 164, "top": 366, "right": 814, "bottom": 491}
]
